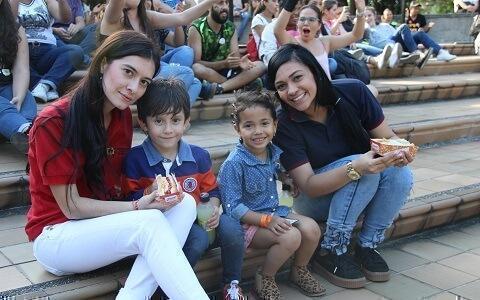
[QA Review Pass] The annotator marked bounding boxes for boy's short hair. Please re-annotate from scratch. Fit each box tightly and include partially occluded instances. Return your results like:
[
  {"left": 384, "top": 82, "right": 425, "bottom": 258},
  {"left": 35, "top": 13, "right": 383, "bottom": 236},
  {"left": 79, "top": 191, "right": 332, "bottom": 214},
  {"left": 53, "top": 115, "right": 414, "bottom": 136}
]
[{"left": 137, "top": 78, "right": 190, "bottom": 122}]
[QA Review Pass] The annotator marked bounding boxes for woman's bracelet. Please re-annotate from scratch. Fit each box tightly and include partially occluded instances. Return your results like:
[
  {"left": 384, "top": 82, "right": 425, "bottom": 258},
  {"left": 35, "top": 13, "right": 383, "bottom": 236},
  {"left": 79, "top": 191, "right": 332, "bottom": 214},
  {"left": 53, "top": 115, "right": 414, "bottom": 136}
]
[
  {"left": 132, "top": 200, "right": 140, "bottom": 210},
  {"left": 259, "top": 214, "right": 273, "bottom": 228}
]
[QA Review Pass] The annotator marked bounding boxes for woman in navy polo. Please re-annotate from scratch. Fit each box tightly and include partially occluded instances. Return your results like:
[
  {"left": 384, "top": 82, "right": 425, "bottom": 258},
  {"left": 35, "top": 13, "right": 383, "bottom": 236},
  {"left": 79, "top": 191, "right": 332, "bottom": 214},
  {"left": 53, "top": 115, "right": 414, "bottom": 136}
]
[{"left": 268, "top": 44, "right": 414, "bottom": 289}]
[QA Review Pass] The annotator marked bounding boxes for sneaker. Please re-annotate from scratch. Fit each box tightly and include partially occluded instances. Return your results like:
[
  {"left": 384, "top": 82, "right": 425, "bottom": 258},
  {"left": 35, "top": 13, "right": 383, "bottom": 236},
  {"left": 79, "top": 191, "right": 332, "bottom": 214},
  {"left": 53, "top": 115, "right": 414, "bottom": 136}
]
[
  {"left": 31, "top": 83, "right": 49, "bottom": 103},
  {"left": 243, "top": 78, "right": 263, "bottom": 91},
  {"left": 388, "top": 43, "right": 403, "bottom": 69},
  {"left": 254, "top": 269, "right": 280, "bottom": 300},
  {"left": 289, "top": 265, "right": 326, "bottom": 297},
  {"left": 436, "top": 49, "right": 457, "bottom": 62},
  {"left": 10, "top": 131, "right": 29, "bottom": 154},
  {"left": 416, "top": 48, "right": 434, "bottom": 69},
  {"left": 199, "top": 81, "right": 217, "bottom": 100},
  {"left": 312, "top": 251, "right": 366, "bottom": 289},
  {"left": 348, "top": 48, "right": 364, "bottom": 60},
  {"left": 223, "top": 280, "right": 246, "bottom": 300},
  {"left": 46, "top": 89, "right": 59, "bottom": 102},
  {"left": 399, "top": 52, "right": 421, "bottom": 65},
  {"left": 354, "top": 244, "right": 390, "bottom": 282},
  {"left": 371, "top": 44, "right": 392, "bottom": 70}
]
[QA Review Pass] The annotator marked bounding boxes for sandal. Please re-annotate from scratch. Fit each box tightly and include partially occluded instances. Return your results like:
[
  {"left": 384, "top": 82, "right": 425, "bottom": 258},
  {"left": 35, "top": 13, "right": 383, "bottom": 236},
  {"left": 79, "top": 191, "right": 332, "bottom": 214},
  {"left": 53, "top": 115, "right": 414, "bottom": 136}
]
[
  {"left": 254, "top": 268, "right": 281, "bottom": 300},
  {"left": 290, "top": 265, "right": 326, "bottom": 297}
]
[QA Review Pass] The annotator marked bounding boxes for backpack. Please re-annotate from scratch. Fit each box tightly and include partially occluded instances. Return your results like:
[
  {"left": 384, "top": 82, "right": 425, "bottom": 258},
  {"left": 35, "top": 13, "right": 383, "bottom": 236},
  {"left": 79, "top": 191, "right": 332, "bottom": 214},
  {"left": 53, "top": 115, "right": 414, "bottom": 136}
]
[
  {"left": 246, "top": 33, "right": 260, "bottom": 62},
  {"left": 332, "top": 49, "right": 371, "bottom": 85}
]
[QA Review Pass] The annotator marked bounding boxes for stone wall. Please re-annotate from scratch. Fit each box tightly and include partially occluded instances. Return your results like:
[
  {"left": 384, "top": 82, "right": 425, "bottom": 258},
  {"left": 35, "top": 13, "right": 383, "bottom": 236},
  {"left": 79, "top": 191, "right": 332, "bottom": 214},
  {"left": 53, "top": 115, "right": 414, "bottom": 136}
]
[{"left": 426, "top": 13, "right": 476, "bottom": 43}]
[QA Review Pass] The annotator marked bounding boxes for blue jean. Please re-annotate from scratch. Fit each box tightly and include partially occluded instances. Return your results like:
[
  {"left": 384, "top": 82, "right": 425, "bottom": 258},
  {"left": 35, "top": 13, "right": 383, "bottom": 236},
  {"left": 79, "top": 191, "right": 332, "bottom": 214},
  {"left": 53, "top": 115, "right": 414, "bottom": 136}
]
[
  {"left": 293, "top": 154, "right": 413, "bottom": 255},
  {"left": 355, "top": 43, "right": 384, "bottom": 56},
  {"left": 0, "top": 84, "right": 37, "bottom": 139},
  {"left": 155, "top": 61, "right": 201, "bottom": 106},
  {"left": 183, "top": 214, "right": 245, "bottom": 284},
  {"left": 55, "top": 23, "right": 97, "bottom": 64},
  {"left": 29, "top": 42, "right": 83, "bottom": 90},
  {"left": 162, "top": 45, "right": 194, "bottom": 68},
  {"left": 328, "top": 58, "right": 338, "bottom": 74},
  {"left": 390, "top": 24, "right": 441, "bottom": 55},
  {"left": 237, "top": 11, "right": 251, "bottom": 41}
]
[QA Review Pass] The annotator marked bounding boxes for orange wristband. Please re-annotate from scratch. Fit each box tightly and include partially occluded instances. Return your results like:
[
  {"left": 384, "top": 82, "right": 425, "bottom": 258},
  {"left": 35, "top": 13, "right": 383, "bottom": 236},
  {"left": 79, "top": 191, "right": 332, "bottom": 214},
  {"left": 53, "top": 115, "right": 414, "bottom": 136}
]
[{"left": 259, "top": 214, "right": 273, "bottom": 228}]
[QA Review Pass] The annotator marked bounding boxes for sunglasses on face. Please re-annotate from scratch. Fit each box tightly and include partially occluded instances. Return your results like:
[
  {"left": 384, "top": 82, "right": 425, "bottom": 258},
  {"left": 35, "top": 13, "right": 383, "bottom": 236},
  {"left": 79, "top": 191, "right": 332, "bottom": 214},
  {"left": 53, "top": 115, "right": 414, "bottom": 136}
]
[{"left": 298, "top": 16, "right": 319, "bottom": 23}]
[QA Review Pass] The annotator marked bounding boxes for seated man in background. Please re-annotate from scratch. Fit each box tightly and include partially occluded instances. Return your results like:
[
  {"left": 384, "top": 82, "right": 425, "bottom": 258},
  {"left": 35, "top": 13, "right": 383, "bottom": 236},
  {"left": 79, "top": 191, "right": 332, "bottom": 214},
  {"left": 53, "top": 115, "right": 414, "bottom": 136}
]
[
  {"left": 188, "top": 0, "right": 266, "bottom": 95},
  {"left": 405, "top": 1, "right": 456, "bottom": 61}
]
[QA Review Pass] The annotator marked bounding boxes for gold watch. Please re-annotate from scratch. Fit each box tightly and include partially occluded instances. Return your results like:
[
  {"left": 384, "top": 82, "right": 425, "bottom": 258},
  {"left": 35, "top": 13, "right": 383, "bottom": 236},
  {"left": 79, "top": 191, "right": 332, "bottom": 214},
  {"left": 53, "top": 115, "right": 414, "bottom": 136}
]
[{"left": 346, "top": 162, "right": 361, "bottom": 180}]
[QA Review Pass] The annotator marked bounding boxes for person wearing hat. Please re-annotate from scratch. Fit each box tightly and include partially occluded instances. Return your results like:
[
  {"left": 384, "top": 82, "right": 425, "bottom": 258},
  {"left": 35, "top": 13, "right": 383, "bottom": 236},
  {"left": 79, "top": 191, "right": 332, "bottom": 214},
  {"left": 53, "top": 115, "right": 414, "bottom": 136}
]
[
  {"left": 405, "top": 1, "right": 457, "bottom": 61},
  {"left": 406, "top": 1, "right": 432, "bottom": 32}
]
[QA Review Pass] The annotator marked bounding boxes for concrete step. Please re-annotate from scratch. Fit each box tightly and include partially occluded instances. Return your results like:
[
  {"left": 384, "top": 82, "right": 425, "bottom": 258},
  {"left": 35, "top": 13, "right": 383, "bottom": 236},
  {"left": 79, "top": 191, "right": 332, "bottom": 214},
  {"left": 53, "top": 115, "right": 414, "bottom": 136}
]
[
  {"left": 369, "top": 55, "right": 480, "bottom": 78},
  {"left": 0, "top": 139, "right": 479, "bottom": 298},
  {"left": 51, "top": 72, "right": 480, "bottom": 125},
  {"left": 374, "top": 73, "right": 480, "bottom": 105},
  {"left": 65, "top": 55, "right": 480, "bottom": 89},
  {"left": 2, "top": 97, "right": 480, "bottom": 210}
]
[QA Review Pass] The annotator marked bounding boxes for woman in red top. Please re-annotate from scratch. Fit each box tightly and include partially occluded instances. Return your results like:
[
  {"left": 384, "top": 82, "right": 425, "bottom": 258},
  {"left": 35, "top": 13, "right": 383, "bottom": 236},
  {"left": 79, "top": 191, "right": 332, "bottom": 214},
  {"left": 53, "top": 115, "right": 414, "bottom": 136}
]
[{"left": 26, "top": 30, "right": 209, "bottom": 300}]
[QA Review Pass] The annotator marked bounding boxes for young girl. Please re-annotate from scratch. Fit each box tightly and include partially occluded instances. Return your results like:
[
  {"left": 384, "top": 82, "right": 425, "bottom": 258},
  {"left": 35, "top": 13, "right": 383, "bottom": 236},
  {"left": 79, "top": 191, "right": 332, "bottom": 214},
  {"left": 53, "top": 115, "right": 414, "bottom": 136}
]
[
  {"left": 0, "top": 0, "right": 36, "bottom": 154},
  {"left": 218, "top": 92, "right": 325, "bottom": 300}
]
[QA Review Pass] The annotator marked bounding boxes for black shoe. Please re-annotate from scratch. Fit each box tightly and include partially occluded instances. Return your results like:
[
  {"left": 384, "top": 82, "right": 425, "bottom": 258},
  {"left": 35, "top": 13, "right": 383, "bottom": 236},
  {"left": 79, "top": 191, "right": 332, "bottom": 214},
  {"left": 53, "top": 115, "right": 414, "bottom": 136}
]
[
  {"left": 199, "top": 81, "right": 217, "bottom": 100},
  {"left": 312, "top": 251, "right": 366, "bottom": 289},
  {"left": 416, "top": 48, "right": 433, "bottom": 69},
  {"left": 10, "top": 132, "right": 29, "bottom": 154},
  {"left": 354, "top": 244, "right": 390, "bottom": 282}
]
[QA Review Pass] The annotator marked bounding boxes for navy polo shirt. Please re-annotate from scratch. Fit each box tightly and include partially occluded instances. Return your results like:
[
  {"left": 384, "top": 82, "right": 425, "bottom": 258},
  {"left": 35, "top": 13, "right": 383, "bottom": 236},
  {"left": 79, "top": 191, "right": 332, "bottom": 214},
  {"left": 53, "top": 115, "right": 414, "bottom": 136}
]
[{"left": 273, "top": 79, "right": 385, "bottom": 171}]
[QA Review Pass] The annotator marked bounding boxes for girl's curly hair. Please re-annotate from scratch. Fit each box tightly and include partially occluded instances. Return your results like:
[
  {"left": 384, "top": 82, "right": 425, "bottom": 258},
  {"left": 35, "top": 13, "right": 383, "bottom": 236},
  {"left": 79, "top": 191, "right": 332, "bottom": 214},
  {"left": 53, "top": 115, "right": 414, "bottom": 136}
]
[
  {"left": 0, "top": 0, "right": 20, "bottom": 69},
  {"left": 231, "top": 91, "right": 278, "bottom": 125}
]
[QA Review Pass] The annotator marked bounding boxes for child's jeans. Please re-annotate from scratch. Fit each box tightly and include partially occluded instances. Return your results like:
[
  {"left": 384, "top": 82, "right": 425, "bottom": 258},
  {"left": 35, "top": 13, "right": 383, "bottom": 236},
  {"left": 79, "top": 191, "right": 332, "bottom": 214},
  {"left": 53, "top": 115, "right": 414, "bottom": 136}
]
[
  {"left": 33, "top": 194, "right": 209, "bottom": 300},
  {"left": 293, "top": 154, "right": 413, "bottom": 255},
  {"left": 183, "top": 214, "right": 245, "bottom": 284}
]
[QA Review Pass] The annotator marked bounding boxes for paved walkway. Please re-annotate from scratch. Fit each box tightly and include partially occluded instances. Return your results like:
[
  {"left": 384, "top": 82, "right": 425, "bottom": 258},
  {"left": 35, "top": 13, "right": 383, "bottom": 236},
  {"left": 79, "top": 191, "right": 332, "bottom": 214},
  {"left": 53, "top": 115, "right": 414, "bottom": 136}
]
[{"left": 273, "top": 218, "right": 480, "bottom": 300}]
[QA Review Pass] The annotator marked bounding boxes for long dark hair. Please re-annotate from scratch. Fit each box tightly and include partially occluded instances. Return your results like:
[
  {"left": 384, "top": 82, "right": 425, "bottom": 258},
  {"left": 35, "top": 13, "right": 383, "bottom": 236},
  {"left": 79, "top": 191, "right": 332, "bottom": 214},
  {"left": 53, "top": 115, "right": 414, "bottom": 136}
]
[
  {"left": 267, "top": 44, "right": 370, "bottom": 153},
  {"left": 49, "top": 31, "right": 160, "bottom": 197},
  {"left": 123, "top": 0, "right": 155, "bottom": 41},
  {"left": 0, "top": 0, "right": 20, "bottom": 68}
]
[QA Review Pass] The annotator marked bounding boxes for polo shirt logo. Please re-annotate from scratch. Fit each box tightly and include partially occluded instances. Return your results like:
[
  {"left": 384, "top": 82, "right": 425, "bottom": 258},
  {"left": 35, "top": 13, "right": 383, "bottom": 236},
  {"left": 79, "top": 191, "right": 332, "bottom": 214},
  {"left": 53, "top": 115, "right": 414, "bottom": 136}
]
[{"left": 183, "top": 177, "right": 197, "bottom": 193}]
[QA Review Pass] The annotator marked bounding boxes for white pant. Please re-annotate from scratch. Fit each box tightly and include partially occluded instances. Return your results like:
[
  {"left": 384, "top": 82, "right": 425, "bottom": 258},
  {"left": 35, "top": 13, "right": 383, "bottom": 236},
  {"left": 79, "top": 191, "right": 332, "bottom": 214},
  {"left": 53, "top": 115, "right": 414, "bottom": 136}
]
[{"left": 33, "top": 194, "right": 209, "bottom": 300}]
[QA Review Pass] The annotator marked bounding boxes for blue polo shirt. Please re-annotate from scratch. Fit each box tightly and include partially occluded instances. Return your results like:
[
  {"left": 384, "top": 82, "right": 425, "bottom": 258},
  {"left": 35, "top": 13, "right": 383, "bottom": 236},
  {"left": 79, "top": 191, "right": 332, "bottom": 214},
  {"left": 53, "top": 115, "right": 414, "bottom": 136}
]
[
  {"left": 273, "top": 79, "right": 385, "bottom": 171},
  {"left": 123, "top": 137, "right": 220, "bottom": 202},
  {"left": 218, "top": 143, "right": 290, "bottom": 221}
]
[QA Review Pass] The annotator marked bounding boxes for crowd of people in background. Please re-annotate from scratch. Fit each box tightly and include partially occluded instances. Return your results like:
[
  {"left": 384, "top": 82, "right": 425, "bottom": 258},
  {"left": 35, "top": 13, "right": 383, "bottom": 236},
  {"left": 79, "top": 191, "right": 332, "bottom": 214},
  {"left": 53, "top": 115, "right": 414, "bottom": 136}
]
[{"left": 0, "top": 0, "right": 477, "bottom": 298}]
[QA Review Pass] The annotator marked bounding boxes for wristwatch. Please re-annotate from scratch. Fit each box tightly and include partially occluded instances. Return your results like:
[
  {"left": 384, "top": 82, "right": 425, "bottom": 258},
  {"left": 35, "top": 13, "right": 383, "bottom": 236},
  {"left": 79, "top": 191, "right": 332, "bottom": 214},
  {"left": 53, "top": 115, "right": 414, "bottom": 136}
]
[
  {"left": 356, "top": 10, "right": 365, "bottom": 18},
  {"left": 346, "top": 162, "right": 361, "bottom": 180}
]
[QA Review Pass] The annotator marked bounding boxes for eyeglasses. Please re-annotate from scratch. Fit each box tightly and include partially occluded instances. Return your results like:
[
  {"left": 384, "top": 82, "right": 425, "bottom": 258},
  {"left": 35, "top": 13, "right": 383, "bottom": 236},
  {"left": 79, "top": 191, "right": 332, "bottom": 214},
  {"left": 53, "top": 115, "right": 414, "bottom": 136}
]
[{"left": 298, "top": 16, "right": 319, "bottom": 23}]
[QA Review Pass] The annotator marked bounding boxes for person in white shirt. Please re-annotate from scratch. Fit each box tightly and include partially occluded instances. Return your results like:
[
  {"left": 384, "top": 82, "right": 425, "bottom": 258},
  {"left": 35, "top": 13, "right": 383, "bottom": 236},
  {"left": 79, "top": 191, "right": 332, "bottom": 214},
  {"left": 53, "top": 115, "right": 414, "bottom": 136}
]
[{"left": 251, "top": 0, "right": 279, "bottom": 48}]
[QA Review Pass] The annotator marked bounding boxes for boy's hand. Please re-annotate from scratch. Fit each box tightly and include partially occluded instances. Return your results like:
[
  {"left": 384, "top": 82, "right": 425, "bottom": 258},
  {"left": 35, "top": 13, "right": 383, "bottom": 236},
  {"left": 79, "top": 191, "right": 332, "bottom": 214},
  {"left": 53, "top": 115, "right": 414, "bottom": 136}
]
[
  {"left": 138, "top": 190, "right": 183, "bottom": 211},
  {"left": 267, "top": 216, "right": 292, "bottom": 235},
  {"left": 207, "top": 206, "right": 220, "bottom": 229}
]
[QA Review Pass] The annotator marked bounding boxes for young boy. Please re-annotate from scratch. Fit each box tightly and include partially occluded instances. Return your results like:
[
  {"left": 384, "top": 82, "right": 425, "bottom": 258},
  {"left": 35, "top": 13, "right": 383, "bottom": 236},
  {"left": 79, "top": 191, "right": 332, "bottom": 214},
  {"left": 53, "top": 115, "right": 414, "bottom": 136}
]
[{"left": 122, "top": 79, "right": 246, "bottom": 300}]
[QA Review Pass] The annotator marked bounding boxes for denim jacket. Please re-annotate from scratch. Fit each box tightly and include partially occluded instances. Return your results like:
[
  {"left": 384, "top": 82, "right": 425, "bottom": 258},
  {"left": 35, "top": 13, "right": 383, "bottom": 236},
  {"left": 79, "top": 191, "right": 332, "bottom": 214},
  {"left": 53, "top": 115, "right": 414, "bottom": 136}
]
[{"left": 218, "top": 143, "right": 290, "bottom": 221}]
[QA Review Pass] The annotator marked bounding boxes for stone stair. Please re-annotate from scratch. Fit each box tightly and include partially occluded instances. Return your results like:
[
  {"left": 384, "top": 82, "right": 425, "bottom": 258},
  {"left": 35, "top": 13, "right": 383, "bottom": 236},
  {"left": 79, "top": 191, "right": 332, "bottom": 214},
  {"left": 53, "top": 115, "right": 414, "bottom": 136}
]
[{"left": 0, "top": 43, "right": 479, "bottom": 298}]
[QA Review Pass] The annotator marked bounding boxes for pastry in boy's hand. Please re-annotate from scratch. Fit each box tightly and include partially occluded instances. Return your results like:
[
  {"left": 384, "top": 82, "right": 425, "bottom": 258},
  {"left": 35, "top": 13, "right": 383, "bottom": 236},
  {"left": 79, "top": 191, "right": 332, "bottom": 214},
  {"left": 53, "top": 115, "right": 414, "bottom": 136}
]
[
  {"left": 370, "top": 138, "right": 418, "bottom": 158},
  {"left": 156, "top": 174, "right": 182, "bottom": 202}
]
